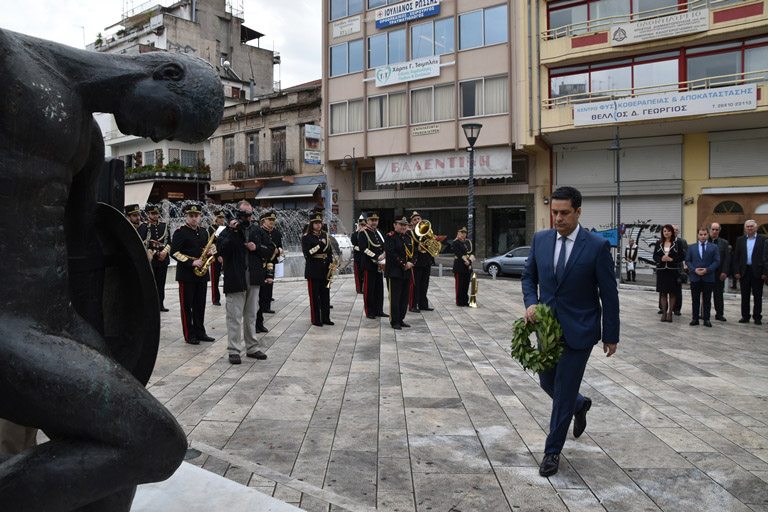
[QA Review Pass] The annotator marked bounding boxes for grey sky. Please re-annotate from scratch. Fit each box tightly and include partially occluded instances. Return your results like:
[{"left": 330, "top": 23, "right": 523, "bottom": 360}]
[{"left": 0, "top": 0, "right": 321, "bottom": 88}]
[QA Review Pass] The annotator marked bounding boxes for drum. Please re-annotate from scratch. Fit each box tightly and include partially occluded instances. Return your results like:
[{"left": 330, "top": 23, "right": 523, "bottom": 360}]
[{"left": 330, "top": 234, "right": 353, "bottom": 272}]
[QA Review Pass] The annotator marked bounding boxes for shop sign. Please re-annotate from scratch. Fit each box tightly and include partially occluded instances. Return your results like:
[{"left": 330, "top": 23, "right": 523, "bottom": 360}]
[
  {"left": 412, "top": 124, "right": 440, "bottom": 136},
  {"left": 593, "top": 228, "right": 618, "bottom": 247},
  {"left": 167, "top": 192, "right": 184, "bottom": 199},
  {"left": 375, "top": 56, "right": 440, "bottom": 87},
  {"left": 611, "top": 10, "right": 709, "bottom": 47},
  {"left": 375, "top": 0, "right": 440, "bottom": 29},
  {"left": 375, "top": 147, "right": 512, "bottom": 184},
  {"left": 304, "top": 150, "right": 321, "bottom": 165},
  {"left": 332, "top": 16, "right": 361, "bottom": 38},
  {"left": 573, "top": 84, "right": 757, "bottom": 127}
]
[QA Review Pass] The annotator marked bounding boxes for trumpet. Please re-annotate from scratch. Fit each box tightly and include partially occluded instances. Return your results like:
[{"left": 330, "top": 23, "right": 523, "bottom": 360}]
[
  {"left": 414, "top": 220, "right": 442, "bottom": 258},
  {"left": 326, "top": 255, "right": 341, "bottom": 288},
  {"left": 193, "top": 228, "right": 222, "bottom": 277},
  {"left": 468, "top": 272, "right": 479, "bottom": 308}
]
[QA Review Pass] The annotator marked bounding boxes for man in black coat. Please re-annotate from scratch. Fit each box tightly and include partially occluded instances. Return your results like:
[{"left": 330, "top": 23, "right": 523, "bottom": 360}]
[
  {"left": 409, "top": 211, "right": 435, "bottom": 313},
  {"left": 350, "top": 217, "right": 366, "bottom": 294},
  {"left": 256, "top": 210, "right": 281, "bottom": 332},
  {"left": 709, "top": 222, "right": 731, "bottom": 321},
  {"left": 360, "top": 211, "right": 386, "bottom": 319},
  {"left": 139, "top": 204, "right": 171, "bottom": 311},
  {"left": 217, "top": 201, "right": 272, "bottom": 364},
  {"left": 732, "top": 219, "right": 768, "bottom": 325},
  {"left": 386, "top": 217, "right": 417, "bottom": 329},
  {"left": 171, "top": 203, "right": 216, "bottom": 344},
  {"left": 302, "top": 212, "right": 333, "bottom": 327},
  {"left": 452, "top": 227, "right": 474, "bottom": 306}
]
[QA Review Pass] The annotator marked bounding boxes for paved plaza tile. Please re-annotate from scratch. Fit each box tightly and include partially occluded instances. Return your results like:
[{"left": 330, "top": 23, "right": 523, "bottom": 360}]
[{"left": 148, "top": 275, "right": 768, "bottom": 511}]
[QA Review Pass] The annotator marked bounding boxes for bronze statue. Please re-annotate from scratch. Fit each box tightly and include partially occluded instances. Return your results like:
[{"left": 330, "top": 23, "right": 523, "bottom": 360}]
[{"left": 0, "top": 28, "right": 224, "bottom": 511}]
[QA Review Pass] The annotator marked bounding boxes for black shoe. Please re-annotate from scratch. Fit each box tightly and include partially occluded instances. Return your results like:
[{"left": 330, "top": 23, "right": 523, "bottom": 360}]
[
  {"left": 212, "top": 301, "right": 221, "bottom": 306},
  {"left": 198, "top": 335, "right": 215, "bottom": 342},
  {"left": 739, "top": 318, "right": 750, "bottom": 323},
  {"left": 400, "top": 322, "right": 411, "bottom": 328},
  {"left": 409, "top": 308, "right": 420, "bottom": 313},
  {"left": 246, "top": 350, "right": 267, "bottom": 360},
  {"left": 421, "top": 307, "right": 434, "bottom": 311},
  {"left": 391, "top": 324, "right": 402, "bottom": 330},
  {"left": 255, "top": 325, "right": 269, "bottom": 333},
  {"left": 689, "top": 319, "right": 699, "bottom": 326},
  {"left": 755, "top": 319, "right": 763, "bottom": 325},
  {"left": 160, "top": 306, "right": 170, "bottom": 312},
  {"left": 312, "top": 322, "right": 323, "bottom": 327},
  {"left": 703, "top": 320, "right": 712, "bottom": 327},
  {"left": 228, "top": 354, "right": 241, "bottom": 365},
  {"left": 186, "top": 338, "right": 200, "bottom": 345},
  {"left": 265, "top": 310, "right": 276, "bottom": 314},
  {"left": 377, "top": 312, "right": 387, "bottom": 317},
  {"left": 539, "top": 454, "right": 560, "bottom": 477},
  {"left": 673, "top": 311, "right": 681, "bottom": 316},
  {"left": 329, "top": 305, "right": 334, "bottom": 309},
  {"left": 658, "top": 309, "right": 663, "bottom": 314},
  {"left": 715, "top": 315, "right": 727, "bottom": 322},
  {"left": 366, "top": 315, "right": 377, "bottom": 320},
  {"left": 573, "top": 397, "right": 591, "bottom": 438},
  {"left": 323, "top": 319, "right": 335, "bottom": 325}
]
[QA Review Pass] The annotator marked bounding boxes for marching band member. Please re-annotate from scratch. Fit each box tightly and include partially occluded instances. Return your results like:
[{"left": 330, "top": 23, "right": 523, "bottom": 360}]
[
  {"left": 302, "top": 211, "right": 333, "bottom": 327},
  {"left": 360, "top": 211, "right": 386, "bottom": 320},
  {"left": 256, "top": 210, "right": 281, "bottom": 332},
  {"left": 408, "top": 211, "right": 435, "bottom": 313},
  {"left": 385, "top": 217, "right": 417, "bottom": 330},
  {"left": 208, "top": 211, "right": 227, "bottom": 306},
  {"left": 452, "top": 227, "right": 474, "bottom": 307},
  {"left": 139, "top": 204, "right": 171, "bottom": 312},
  {"left": 350, "top": 216, "right": 366, "bottom": 294}
]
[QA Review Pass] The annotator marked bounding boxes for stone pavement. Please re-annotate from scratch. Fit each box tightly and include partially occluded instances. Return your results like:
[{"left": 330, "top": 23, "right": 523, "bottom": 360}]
[{"left": 149, "top": 275, "right": 768, "bottom": 511}]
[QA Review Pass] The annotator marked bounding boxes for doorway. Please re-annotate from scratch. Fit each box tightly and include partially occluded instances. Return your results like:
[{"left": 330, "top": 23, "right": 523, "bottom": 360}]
[{"left": 489, "top": 206, "right": 527, "bottom": 256}]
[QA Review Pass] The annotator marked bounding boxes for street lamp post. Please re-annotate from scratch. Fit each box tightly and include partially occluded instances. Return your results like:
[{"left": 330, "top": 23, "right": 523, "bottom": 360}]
[
  {"left": 610, "top": 126, "right": 622, "bottom": 282},
  {"left": 461, "top": 123, "right": 483, "bottom": 242},
  {"left": 339, "top": 148, "right": 357, "bottom": 225}
]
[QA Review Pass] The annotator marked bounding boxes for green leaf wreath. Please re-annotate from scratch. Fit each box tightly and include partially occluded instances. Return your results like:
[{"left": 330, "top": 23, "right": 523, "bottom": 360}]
[{"left": 510, "top": 303, "right": 564, "bottom": 374}]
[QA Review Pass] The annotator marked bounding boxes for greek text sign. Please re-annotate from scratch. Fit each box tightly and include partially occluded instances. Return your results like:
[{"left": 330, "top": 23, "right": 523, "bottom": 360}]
[
  {"left": 573, "top": 85, "right": 757, "bottom": 126},
  {"left": 332, "top": 16, "right": 361, "bottom": 38},
  {"left": 611, "top": 10, "right": 709, "bottom": 46},
  {"left": 375, "top": 147, "right": 512, "bottom": 184},
  {"left": 375, "top": 56, "right": 440, "bottom": 87},
  {"left": 412, "top": 124, "right": 440, "bottom": 136},
  {"left": 375, "top": 0, "right": 440, "bottom": 29},
  {"left": 304, "top": 150, "right": 321, "bottom": 165}
]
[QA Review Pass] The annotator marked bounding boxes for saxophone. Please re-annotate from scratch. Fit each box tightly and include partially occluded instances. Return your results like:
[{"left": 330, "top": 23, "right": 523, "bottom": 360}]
[{"left": 193, "top": 232, "right": 218, "bottom": 277}]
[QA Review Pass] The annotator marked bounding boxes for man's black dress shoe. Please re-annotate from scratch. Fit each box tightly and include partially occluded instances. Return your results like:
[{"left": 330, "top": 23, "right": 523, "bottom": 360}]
[
  {"left": 409, "top": 308, "right": 420, "bottom": 313},
  {"left": 377, "top": 312, "right": 387, "bottom": 317},
  {"left": 265, "top": 309, "right": 276, "bottom": 314},
  {"left": 539, "top": 454, "right": 560, "bottom": 477},
  {"left": 312, "top": 322, "right": 323, "bottom": 327},
  {"left": 212, "top": 301, "right": 221, "bottom": 306},
  {"left": 739, "top": 318, "right": 750, "bottom": 323},
  {"left": 186, "top": 338, "right": 200, "bottom": 345},
  {"left": 256, "top": 325, "right": 269, "bottom": 333},
  {"left": 392, "top": 324, "right": 402, "bottom": 330},
  {"left": 228, "top": 354, "right": 241, "bottom": 365},
  {"left": 160, "top": 306, "right": 170, "bottom": 312},
  {"left": 658, "top": 309, "right": 663, "bottom": 314},
  {"left": 703, "top": 320, "right": 712, "bottom": 327},
  {"left": 329, "top": 305, "right": 334, "bottom": 309},
  {"left": 689, "top": 319, "right": 699, "bottom": 326},
  {"left": 673, "top": 311, "right": 681, "bottom": 316},
  {"left": 400, "top": 322, "right": 410, "bottom": 328},
  {"left": 755, "top": 319, "right": 763, "bottom": 325},
  {"left": 198, "top": 335, "right": 215, "bottom": 342},
  {"left": 246, "top": 351, "right": 268, "bottom": 360},
  {"left": 715, "top": 315, "right": 726, "bottom": 321},
  {"left": 367, "top": 315, "right": 377, "bottom": 320},
  {"left": 573, "top": 397, "right": 591, "bottom": 438},
  {"left": 323, "top": 320, "right": 335, "bottom": 325},
  {"left": 421, "top": 307, "right": 434, "bottom": 311}
]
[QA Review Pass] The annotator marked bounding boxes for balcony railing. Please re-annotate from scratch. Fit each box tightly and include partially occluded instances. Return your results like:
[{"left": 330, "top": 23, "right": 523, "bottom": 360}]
[
  {"left": 542, "top": 0, "right": 745, "bottom": 40},
  {"left": 542, "top": 69, "right": 767, "bottom": 108},
  {"left": 225, "top": 159, "right": 294, "bottom": 181}
]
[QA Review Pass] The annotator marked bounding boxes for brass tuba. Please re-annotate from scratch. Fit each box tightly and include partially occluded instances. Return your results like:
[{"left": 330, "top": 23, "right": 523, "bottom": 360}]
[
  {"left": 468, "top": 272, "right": 479, "bottom": 308},
  {"left": 415, "top": 220, "right": 442, "bottom": 258}
]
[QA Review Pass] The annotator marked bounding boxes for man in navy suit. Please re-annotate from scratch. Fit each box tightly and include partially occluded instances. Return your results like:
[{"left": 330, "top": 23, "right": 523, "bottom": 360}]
[
  {"left": 522, "top": 186, "right": 620, "bottom": 478},
  {"left": 686, "top": 227, "right": 720, "bottom": 327}
]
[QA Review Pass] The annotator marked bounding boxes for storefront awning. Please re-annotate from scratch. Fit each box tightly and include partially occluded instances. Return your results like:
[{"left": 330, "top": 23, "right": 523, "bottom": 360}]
[
  {"left": 375, "top": 148, "right": 513, "bottom": 185},
  {"left": 255, "top": 184, "right": 319, "bottom": 200},
  {"left": 124, "top": 181, "right": 154, "bottom": 207}
]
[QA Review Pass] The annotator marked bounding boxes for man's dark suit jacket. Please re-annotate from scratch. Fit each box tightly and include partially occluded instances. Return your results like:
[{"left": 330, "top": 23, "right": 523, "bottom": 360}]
[
  {"left": 685, "top": 240, "right": 720, "bottom": 283},
  {"left": 732, "top": 234, "right": 768, "bottom": 278},
  {"left": 709, "top": 237, "right": 731, "bottom": 277}
]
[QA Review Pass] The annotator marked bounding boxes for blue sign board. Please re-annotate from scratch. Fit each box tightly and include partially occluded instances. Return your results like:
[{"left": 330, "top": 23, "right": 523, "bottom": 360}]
[
  {"left": 375, "top": 0, "right": 440, "bottom": 29},
  {"left": 593, "top": 228, "right": 619, "bottom": 247}
]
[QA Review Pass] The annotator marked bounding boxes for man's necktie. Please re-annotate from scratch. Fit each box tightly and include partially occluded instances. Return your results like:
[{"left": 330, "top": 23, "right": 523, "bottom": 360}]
[
  {"left": 556, "top": 236, "right": 567, "bottom": 281},
  {"left": 700, "top": 242, "right": 705, "bottom": 259}
]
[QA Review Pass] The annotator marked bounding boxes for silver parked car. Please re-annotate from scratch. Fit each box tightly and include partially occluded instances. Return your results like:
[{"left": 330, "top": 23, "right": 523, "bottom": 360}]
[{"left": 482, "top": 246, "right": 530, "bottom": 277}]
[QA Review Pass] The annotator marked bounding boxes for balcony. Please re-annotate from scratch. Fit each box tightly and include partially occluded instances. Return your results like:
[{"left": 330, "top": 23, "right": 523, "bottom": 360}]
[{"left": 224, "top": 159, "right": 295, "bottom": 181}]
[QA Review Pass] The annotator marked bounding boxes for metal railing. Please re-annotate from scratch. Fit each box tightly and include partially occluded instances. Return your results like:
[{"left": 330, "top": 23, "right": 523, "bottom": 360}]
[
  {"left": 543, "top": 69, "right": 767, "bottom": 108},
  {"left": 542, "top": 0, "right": 746, "bottom": 40},
  {"left": 225, "top": 159, "right": 294, "bottom": 180}
]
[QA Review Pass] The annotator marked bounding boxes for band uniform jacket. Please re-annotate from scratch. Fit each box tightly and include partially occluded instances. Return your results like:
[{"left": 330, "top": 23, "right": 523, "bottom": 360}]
[
  {"left": 302, "top": 231, "right": 332, "bottom": 280},
  {"left": 262, "top": 226, "right": 283, "bottom": 265},
  {"left": 452, "top": 239, "right": 474, "bottom": 274},
  {"left": 360, "top": 227, "right": 385, "bottom": 272},
  {"left": 351, "top": 231, "right": 362, "bottom": 264},
  {"left": 138, "top": 221, "right": 171, "bottom": 267},
  {"left": 710, "top": 237, "right": 731, "bottom": 277},
  {"left": 733, "top": 234, "right": 768, "bottom": 277},
  {"left": 252, "top": 225, "right": 278, "bottom": 285},
  {"left": 385, "top": 231, "right": 416, "bottom": 279},
  {"left": 410, "top": 229, "right": 434, "bottom": 268},
  {"left": 652, "top": 240, "right": 683, "bottom": 270},
  {"left": 171, "top": 224, "right": 211, "bottom": 282}
]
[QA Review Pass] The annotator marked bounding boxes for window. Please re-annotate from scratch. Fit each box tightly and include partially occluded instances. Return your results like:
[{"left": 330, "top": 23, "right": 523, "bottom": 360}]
[
  {"left": 547, "top": 0, "right": 678, "bottom": 38},
  {"left": 124, "top": 154, "right": 134, "bottom": 169},
  {"left": 368, "top": 29, "right": 406, "bottom": 68},
  {"left": 713, "top": 201, "right": 744, "bottom": 214},
  {"left": 459, "top": 5, "right": 507, "bottom": 50},
  {"left": 224, "top": 137, "right": 235, "bottom": 168},
  {"left": 688, "top": 51, "right": 741, "bottom": 87},
  {"left": 330, "top": 39, "right": 364, "bottom": 77},
  {"left": 746, "top": 45, "right": 768, "bottom": 82},
  {"left": 272, "top": 128, "right": 286, "bottom": 162},
  {"left": 180, "top": 150, "right": 197, "bottom": 168},
  {"left": 389, "top": 92, "right": 406, "bottom": 126},
  {"left": 368, "top": 93, "right": 406, "bottom": 129},
  {"left": 549, "top": 1, "right": 588, "bottom": 38},
  {"left": 248, "top": 133, "right": 259, "bottom": 164},
  {"left": 368, "top": 0, "right": 399, "bottom": 7},
  {"left": 632, "top": 0, "right": 678, "bottom": 20},
  {"left": 144, "top": 150, "right": 155, "bottom": 167},
  {"left": 410, "top": 84, "right": 455, "bottom": 123},
  {"left": 330, "top": 0, "right": 363, "bottom": 20},
  {"left": 361, "top": 170, "right": 376, "bottom": 190},
  {"left": 460, "top": 76, "right": 508, "bottom": 118},
  {"left": 329, "top": 99, "right": 364, "bottom": 135},
  {"left": 411, "top": 17, "right": 454, "bottom": 59}
]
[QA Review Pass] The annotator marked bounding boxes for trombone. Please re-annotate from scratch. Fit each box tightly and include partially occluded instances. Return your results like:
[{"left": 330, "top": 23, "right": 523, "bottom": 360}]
[{"left": 414, "top": 220, "right": 442, "bottom": 257}]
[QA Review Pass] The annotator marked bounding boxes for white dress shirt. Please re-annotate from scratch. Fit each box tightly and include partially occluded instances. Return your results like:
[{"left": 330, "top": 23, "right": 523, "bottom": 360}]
[{"left": 554, "top": 224, "right": 580, "bottom": 270}]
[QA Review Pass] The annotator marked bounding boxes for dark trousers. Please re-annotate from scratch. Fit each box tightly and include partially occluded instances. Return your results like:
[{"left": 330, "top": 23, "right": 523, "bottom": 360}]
[
  {"left": 210, "top": 260, "right": 222, "bottom": 304},
  {"left": 539, "top": 344, "right": 593, "bottom": 454},
  {"left": 307, "top": 278, "right": 330, "bottom": 324},
  {"left": 690, "top": 280, "right": 714, "bottom": 321},
  {"left": 455, "top": 272, "right": 470, "bottom": 306},
  {"left": 178, "top": 280, "right": 207, "bottom": 341},
  {"left": 713, "top": 278, "right": 726, "bottom": 317},
  {"left": 363, "top": 268, "right": 384, "bottom": 316},
  {"left": 740, "top": 267, "right": 764, "bottom": 321},
  {"left": 388, "top": 277, "right": 410, "bottom": 326},
  {"left": 674, "top": 277, "right": 683, "bottom": 313},
  {"left": 257, "top": 281, "right": 273, "bottom": 327},
  {"left": 626, "top": 269, "right": 635, "bottom": 282},
  {"left": 152, "top": 264, "right": 168, "bottom": 308},
  {"left": 410, "top": 266, "right": 431, "bottom": 309},
  {"left": 353, "top": 259, "right": 363, "bottom": 293}
]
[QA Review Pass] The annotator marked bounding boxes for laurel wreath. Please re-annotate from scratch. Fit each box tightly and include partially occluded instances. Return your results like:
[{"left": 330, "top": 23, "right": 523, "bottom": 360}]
[{"left": 510, "top": 303, "right": 564, "bottom": 374}]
